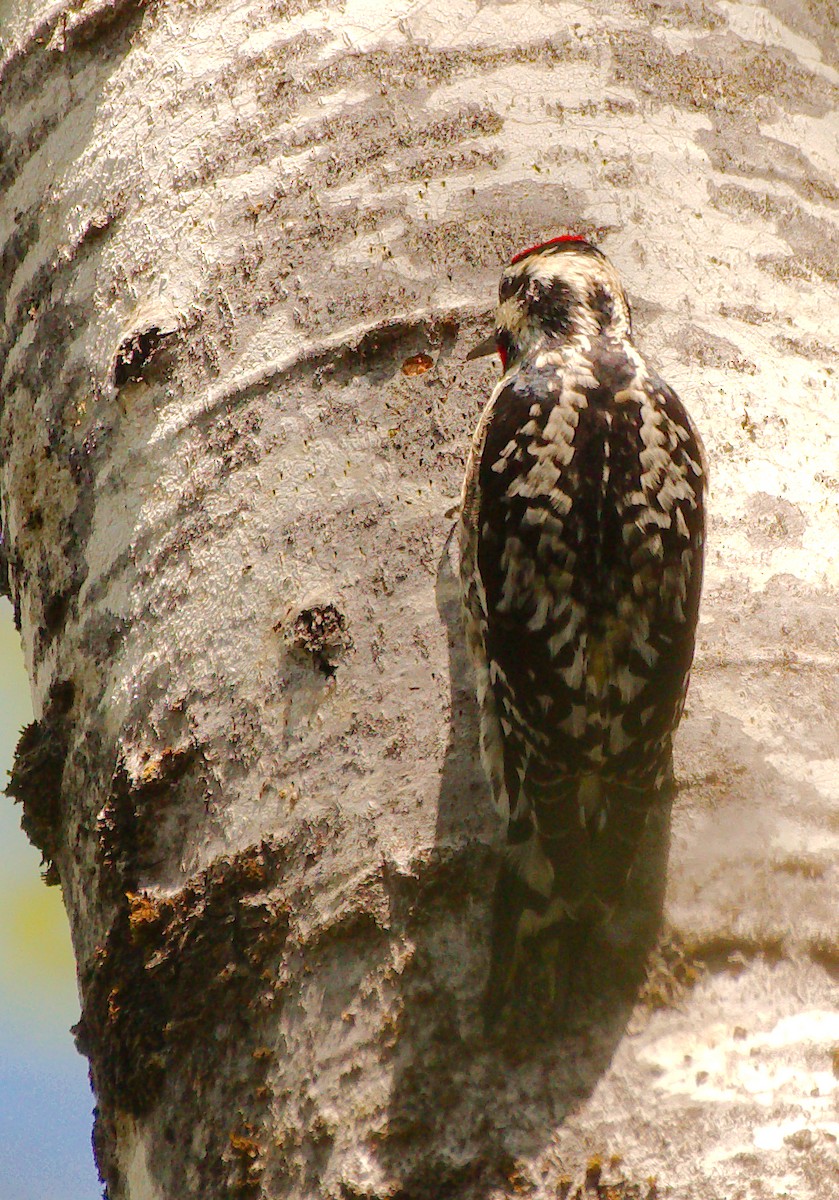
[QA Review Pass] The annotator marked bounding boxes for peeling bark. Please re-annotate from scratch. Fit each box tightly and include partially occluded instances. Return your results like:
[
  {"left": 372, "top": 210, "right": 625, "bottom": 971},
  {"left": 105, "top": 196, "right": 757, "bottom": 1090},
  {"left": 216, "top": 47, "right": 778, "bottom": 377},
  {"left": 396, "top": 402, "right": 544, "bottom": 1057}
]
[{"left": 1, "top": 1, "right": 837, "bottom": 1197}]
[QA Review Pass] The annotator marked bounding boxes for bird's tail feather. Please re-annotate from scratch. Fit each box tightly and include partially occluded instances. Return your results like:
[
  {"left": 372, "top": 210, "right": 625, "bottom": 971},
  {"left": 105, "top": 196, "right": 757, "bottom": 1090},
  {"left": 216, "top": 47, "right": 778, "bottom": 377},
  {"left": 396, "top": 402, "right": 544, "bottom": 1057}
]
[{"left": 482, "top": 859, "right": 574, "bottom": 1031}]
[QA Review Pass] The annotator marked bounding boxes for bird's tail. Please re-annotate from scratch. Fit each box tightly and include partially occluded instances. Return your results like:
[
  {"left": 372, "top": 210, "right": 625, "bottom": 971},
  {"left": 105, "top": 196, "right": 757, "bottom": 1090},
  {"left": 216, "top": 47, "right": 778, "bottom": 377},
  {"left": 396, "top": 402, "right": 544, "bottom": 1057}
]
[{"left": 482, "top": 857, "right": 577, "bottom": 1031}]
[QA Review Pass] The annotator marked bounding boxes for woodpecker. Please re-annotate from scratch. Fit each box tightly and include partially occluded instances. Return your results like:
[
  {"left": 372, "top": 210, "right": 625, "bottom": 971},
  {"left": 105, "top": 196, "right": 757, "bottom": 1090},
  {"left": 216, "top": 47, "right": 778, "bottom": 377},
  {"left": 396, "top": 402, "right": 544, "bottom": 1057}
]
[{"left": 459, "top": 236, "right": 706, "bottom": 1024}]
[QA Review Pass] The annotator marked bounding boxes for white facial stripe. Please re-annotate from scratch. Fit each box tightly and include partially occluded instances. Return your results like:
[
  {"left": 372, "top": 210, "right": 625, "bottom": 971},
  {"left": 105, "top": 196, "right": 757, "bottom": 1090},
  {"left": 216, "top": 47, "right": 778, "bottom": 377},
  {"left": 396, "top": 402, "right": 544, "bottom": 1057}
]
[{"left": 496, "top": 297, "right": 525, "bottom": 331}]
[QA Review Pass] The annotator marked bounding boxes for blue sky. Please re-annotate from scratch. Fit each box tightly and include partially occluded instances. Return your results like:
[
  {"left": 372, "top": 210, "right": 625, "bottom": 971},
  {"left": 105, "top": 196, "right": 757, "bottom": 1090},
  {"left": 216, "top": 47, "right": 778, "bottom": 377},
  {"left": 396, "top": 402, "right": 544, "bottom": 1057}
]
[{"left": 0, "top": 600, "right": 100, "bottom": 1199}]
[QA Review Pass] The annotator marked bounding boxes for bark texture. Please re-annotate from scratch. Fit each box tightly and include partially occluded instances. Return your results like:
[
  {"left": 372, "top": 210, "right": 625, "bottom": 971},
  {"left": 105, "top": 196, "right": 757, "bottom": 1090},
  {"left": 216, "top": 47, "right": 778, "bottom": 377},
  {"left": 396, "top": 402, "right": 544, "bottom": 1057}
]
[{"left": 1, "top": 0, "right": 837, "bottom": 1197}]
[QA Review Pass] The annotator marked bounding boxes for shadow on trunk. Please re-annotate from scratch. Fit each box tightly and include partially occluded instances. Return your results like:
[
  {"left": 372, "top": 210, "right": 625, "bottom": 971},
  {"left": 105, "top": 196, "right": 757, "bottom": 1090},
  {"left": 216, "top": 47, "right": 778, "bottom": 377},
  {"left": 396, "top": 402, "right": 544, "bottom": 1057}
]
[{"left": 378, "top": 532, "right": 672, "bottom": 1198}]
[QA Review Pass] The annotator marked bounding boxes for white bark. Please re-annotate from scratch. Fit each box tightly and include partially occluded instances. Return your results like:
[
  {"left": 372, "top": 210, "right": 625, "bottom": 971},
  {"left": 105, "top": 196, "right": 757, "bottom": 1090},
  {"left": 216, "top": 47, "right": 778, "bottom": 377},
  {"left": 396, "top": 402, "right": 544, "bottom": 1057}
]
[{"left": 1, "top": 0, "right": 837, "bottom": 1197}]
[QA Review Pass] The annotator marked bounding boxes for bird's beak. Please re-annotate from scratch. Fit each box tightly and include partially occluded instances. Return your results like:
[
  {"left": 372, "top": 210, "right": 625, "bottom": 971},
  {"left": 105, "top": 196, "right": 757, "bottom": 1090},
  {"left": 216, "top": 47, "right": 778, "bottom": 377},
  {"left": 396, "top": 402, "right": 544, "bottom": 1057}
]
[{"left": 465, "top": 334, "right": 498, "bottom": 361}]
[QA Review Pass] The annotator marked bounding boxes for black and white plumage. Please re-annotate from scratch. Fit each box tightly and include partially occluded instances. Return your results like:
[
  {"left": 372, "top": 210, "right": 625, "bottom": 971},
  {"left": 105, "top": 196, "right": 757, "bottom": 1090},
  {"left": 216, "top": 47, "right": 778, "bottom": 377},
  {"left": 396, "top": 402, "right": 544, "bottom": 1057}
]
[{"left": 459, "top": 236, "right": 706, "bottom": 1023}]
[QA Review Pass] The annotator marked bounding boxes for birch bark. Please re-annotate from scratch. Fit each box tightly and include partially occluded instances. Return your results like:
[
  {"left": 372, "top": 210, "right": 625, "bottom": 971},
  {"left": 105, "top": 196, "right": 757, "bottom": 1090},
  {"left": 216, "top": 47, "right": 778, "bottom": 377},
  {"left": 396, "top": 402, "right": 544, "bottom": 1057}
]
[{"left": 1, "top": 1, "right": 837, "bottom": 1197}]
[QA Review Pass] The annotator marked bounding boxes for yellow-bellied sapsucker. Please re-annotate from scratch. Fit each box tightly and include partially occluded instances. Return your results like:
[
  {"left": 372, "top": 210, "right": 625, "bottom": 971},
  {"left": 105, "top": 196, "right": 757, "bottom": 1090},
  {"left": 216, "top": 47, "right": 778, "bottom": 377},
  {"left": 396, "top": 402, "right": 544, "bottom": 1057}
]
[{"left": 460, "top": 236, "right": 707, "bottom": 1024}]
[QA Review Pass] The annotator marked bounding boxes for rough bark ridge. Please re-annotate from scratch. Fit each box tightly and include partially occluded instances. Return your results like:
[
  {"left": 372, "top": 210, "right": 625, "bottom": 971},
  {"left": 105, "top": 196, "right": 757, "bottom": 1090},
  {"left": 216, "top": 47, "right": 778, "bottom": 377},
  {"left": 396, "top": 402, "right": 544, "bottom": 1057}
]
[{"left": 1, "top": 0, "right": 837, "bottom": 1197}]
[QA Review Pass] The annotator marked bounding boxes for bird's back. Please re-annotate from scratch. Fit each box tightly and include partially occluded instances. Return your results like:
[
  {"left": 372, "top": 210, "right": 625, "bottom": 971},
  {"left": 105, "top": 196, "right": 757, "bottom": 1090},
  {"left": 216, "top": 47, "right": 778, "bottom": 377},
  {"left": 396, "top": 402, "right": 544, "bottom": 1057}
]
[{"left": 462, "top": 334, "right": 706, "bottom": 916}]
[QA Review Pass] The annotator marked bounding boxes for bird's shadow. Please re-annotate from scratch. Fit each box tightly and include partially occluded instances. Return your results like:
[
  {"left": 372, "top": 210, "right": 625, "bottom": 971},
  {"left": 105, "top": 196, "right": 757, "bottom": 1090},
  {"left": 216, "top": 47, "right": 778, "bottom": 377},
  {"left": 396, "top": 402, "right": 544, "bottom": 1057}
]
[{"left": 378, "top": 529, "right": 672, "bottom": 1199}]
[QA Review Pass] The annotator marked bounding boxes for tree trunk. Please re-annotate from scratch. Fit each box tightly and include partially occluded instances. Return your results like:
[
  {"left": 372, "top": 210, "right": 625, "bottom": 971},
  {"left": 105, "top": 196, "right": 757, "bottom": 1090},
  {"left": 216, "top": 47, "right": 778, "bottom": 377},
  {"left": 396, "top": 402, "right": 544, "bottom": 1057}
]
[{"left": 2, "top": 1, "right": 837, "bottom": 1196}]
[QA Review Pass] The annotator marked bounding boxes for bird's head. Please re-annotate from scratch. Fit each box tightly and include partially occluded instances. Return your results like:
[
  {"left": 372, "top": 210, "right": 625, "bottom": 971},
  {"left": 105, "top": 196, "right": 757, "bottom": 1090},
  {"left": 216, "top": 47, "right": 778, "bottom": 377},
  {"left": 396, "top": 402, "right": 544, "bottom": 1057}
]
[{"left": 469, "top": 236, "right": 632, "bottom": 370}]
